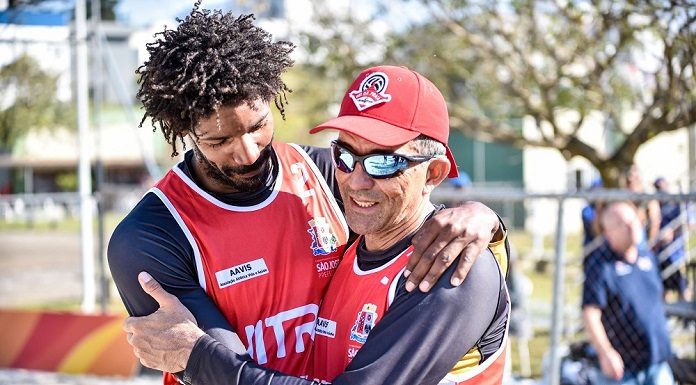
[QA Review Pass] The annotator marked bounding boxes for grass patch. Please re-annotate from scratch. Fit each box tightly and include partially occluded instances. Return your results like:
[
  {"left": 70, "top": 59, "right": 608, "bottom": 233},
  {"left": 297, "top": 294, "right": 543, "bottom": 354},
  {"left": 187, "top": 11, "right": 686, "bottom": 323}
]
[{"left": 510, "top": 331, "right": 550, "bottom": 378}]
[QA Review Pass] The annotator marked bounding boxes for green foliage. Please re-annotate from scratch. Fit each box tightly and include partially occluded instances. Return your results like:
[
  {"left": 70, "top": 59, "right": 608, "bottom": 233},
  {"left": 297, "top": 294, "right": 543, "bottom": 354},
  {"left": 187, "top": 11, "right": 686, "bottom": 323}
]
[
  {"left": 55, "top": 172, "right": 77, "bottom": 192},
  {"left": 276, "top": 60, "right": 398, "bottom": 146},
  {"left": 0, "top": 54, "right": 74, "bottom": 150}
]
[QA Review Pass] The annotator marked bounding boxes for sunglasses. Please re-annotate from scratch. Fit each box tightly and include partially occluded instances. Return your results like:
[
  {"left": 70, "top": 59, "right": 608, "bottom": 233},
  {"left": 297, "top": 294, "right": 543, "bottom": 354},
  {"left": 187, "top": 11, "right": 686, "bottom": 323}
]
[{"left": 330, "top": 141, "right": 435, "bottom": 179}]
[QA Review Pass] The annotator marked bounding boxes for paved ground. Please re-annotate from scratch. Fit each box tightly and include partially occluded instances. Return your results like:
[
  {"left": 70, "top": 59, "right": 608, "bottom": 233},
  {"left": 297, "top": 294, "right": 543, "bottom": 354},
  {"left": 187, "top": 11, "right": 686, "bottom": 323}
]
[{"left": 0, "top": 369, "right": 160, "bottom": 385}]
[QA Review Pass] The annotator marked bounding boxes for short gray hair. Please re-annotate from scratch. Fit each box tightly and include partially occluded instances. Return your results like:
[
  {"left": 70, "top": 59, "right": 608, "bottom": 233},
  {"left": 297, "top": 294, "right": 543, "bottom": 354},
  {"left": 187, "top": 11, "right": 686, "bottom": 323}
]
[{"left": 412, "top": 134, "right": 446, "bottom": 157}]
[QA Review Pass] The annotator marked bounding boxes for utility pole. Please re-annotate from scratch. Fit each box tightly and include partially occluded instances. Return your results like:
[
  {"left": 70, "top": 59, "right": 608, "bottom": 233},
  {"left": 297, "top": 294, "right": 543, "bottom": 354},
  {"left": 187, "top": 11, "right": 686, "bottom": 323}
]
[
  {"left": 91, "top": 0, "right": 108, "bottom": 313},
  {"left": 76, "top": 0, "right": 96, "bottom": 313},
  {"left": 689, "top": 124, "right": 696, "bottom": 192}
]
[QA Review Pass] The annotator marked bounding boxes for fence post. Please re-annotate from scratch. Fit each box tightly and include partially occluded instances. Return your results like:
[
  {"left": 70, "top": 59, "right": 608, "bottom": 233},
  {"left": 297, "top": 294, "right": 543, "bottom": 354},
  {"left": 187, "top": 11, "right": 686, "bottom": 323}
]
[
  {"left": 549, "top": 197, "right": 566, "bottom": 385},
  {"left": 75, "top": 0, "right": 96, "bottom": 314}
]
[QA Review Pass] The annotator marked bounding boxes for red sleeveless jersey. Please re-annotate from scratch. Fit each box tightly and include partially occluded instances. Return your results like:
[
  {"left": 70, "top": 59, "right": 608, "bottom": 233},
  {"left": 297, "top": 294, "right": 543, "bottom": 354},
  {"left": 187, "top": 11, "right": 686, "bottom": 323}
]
[
  {"left": 152, "top": 143, "right": 348, "bottom": 383},
  {"left": 310, "top": 238, "right": 508, "bottom": 385},
  {"left": 310, "top": 239, "right": 411, "bottom": 383}
]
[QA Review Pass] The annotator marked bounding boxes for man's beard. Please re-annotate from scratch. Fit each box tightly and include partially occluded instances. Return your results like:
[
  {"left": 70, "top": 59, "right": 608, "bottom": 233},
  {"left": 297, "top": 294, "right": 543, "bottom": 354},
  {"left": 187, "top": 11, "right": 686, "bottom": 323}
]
[{"left": 193, "top": 141, "right": 274, "bottom": 193}]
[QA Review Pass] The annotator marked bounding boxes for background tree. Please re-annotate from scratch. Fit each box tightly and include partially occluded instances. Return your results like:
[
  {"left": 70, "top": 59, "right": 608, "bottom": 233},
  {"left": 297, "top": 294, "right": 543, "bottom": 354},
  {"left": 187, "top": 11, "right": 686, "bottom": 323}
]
[
  {"left": 299, "top": 0, "right": 696, "bottom": 187},
  {"left": 285, "top": 1, "right": 398, "bottom": 141},
  {"left": 0, "top": 54, "right": 74, "bottom": 150}
]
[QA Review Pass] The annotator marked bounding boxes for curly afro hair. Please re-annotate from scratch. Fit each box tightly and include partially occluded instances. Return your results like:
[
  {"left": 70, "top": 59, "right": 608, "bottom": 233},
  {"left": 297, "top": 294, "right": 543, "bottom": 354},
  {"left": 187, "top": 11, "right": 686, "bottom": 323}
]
[{"left": 136, "top": 0, "right": 295, "bottom": 156}]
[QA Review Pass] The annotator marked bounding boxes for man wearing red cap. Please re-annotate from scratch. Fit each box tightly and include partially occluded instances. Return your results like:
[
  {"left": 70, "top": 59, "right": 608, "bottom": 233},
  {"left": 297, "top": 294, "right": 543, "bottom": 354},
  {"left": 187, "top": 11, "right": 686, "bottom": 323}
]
[
  {"left": 125, "top": 66, "right": 510, "bottom": 385},
  {"left": 305, "top": 65, "right": 510, "bottom": 385}
]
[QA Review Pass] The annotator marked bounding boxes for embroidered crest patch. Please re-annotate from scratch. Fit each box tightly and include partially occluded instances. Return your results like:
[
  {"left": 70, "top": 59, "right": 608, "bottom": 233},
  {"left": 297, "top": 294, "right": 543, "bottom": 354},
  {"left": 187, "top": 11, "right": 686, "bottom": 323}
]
[
  {"left": 349, "top": 303, "right": 378, "bottom": 344},
  {"left": 349, "top": 72, "right": 392, "bottom": 111},
  {"left": 307, "top": 217, "right": 338, "bottom": 256}
]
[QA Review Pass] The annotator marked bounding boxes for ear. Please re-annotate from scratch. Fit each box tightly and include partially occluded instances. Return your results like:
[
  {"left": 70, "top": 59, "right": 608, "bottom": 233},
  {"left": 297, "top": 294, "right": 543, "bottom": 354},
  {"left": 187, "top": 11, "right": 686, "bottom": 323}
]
[{"left": 422, "top": 157, "right": 450, "bottom": 195}]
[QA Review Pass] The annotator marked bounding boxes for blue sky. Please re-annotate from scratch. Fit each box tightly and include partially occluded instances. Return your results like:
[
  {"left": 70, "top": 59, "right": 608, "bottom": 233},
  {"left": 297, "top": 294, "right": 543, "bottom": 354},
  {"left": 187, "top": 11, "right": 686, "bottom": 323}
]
[
  {"left": 115, "top": 0, "right": 230, "bottom": 26},
  {"left": 0, "top": 0, "right": 229, "bottom": 26}
]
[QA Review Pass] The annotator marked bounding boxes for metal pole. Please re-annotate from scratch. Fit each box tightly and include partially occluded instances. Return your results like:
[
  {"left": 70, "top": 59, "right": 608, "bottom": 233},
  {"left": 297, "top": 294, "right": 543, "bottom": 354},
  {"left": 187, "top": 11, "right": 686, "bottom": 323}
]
[
  {"left": 23, "top": 167, "right": 32, "bottom": 193},
  {"left": 689, "top": 124, "right": 696, "bottom": 192},
  {"left": 473, "top": 140, "right": 485, "bottom": 183},
  {"left": 91, "top": 0, "right": 108, "bottom": 314},
  {"left": 549, "top": 198, "right": 566, "bottom": 385},
  {"left": 76, "top": 0, "right": 96, "bottom": 314}
]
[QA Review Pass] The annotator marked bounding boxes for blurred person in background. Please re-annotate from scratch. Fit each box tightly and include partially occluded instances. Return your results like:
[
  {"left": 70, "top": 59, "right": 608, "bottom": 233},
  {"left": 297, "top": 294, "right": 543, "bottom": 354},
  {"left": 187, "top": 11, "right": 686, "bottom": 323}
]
[
  {"left": 581, "top": 177, "right": 603, "bottom": 248},
  {"left": 505, "top": 243, "right": 533, "bottom": 379},
  {"left": 620, "top": 165, "right": 661, "bottom": 246},
  {"left": 107, "top": 3, "right": 507, "bottom": 385},
  {"left": 442, "top": 171, "right": 472, "bottom": 208},
  {"left": 449, "top": 172, "right": 472, "bottom": 190},
  {"left": 653, "top": 177, "right": 687, "bottom": 300},
  {"left": 582, "top": 202, "right": 673, "bottom": 385}
]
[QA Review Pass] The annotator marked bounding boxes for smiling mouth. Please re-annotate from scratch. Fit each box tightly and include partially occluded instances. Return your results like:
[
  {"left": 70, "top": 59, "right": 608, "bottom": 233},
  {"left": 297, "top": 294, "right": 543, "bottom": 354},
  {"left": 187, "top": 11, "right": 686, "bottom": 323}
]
[{"left": 351, "top": 197, "right": 378, "bottom": 208}]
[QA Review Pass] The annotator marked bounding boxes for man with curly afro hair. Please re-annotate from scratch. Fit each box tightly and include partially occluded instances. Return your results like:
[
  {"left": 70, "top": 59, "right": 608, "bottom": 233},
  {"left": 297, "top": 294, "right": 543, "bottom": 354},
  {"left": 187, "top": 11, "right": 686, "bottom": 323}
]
[
  {"left": 136, "top": 0, "right": 293, "bottom": 193},
  {"left": 109, "top": 2, "right": 507, "bottom": 385}
]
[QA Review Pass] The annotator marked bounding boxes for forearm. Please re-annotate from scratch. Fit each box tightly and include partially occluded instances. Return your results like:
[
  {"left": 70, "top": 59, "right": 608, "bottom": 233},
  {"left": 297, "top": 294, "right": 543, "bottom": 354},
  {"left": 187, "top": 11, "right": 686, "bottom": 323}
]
[
  {"left": 187, "top": 335, "right": 314, "bottom": 385},
  {"left": 582, "top": 306, "right": 615, "bottom": 356}
]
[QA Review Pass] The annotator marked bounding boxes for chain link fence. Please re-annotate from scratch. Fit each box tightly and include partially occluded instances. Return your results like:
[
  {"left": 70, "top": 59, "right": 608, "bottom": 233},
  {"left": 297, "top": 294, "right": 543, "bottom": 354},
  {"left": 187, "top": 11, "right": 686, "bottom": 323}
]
[{"left": 433, "top": 187, "right": 696, "bottom": 384}]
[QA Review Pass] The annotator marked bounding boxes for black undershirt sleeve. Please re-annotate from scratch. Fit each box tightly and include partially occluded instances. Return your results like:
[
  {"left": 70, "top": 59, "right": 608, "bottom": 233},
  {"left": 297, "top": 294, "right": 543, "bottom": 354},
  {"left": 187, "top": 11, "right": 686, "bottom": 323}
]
[
  {"left": 107, "top": 192, "right": 248, "bottom": 359},
  {"left": 187, "top": 336, "right": 311, "bottom": 385},
  {"left": 188, "top": 249, "right": 502, "bottom": 385}
]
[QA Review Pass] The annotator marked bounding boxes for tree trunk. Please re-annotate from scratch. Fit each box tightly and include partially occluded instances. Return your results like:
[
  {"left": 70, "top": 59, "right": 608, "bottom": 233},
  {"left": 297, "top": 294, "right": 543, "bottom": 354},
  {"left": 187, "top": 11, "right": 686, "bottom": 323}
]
[{"left": 595, "top": 160, "right": 632, "bottom": 189}]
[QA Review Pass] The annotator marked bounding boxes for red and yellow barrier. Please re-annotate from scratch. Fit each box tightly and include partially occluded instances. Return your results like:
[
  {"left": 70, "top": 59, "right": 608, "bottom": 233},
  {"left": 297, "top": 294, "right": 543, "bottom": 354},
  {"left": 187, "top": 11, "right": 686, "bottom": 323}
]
[{"left": 0, "top": 309, "right": 138, "bottom": 377}]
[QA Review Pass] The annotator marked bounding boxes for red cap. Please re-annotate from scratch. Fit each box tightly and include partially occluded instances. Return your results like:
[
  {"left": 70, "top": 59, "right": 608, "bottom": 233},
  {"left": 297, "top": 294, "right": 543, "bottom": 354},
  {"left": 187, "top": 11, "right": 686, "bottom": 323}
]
[{"left": 310, "top": 65, "right": 459, "bottom": 177}]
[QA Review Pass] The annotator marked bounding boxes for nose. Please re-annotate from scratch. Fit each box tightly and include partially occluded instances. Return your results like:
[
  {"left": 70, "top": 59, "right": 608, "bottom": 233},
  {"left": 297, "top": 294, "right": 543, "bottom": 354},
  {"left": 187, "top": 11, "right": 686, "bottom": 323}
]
[
  {"left": 345, "top": 163, "right": 375, "bottom": 190},
  {"left": 231, "top": 134, "right": 260, "bottom": 166}
]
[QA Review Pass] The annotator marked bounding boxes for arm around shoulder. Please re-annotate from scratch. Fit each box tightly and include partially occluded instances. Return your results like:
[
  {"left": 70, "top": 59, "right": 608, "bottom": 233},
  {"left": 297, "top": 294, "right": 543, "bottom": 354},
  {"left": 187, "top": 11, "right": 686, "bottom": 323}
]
[{"left": 333, "top": 249, "right": 507, "bottom": 385}]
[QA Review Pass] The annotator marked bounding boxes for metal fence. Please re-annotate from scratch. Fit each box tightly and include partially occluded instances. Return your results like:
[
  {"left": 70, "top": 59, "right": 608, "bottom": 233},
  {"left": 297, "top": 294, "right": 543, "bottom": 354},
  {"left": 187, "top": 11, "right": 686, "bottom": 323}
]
[
  {"left": 432, "top": 188, "right": 696, "bottom": 384},
  {"left": 0, "top": 186, "right": 146, "bottom": 224},
  {"left": 0, "top": 188, "right": 145, "bottom": 312}
]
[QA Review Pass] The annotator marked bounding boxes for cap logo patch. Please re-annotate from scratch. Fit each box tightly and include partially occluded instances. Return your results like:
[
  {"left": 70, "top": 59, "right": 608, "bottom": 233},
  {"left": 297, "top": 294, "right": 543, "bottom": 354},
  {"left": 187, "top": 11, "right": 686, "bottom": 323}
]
[{"left": 349, "top": 72, "right": 392, "bottom": 111}]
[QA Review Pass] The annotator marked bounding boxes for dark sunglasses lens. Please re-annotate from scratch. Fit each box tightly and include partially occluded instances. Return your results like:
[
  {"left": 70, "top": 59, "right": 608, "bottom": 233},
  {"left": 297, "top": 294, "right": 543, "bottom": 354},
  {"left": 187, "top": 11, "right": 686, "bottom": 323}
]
[
  {"left": 363, "top": 155, "right": 407, "bottom": 178},
  {"left": 333, "top": 146, "right": 355, "bottom": 173}
]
